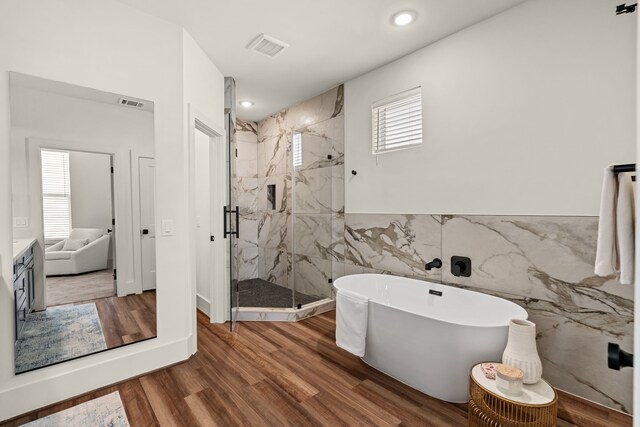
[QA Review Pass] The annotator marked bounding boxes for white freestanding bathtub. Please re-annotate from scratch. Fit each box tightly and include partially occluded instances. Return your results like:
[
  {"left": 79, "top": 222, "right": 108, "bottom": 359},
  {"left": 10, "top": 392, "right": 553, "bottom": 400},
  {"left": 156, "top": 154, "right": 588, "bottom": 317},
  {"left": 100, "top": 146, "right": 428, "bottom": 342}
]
[{"left": 334, "top": 274, "right": 528, "bottom": 403}]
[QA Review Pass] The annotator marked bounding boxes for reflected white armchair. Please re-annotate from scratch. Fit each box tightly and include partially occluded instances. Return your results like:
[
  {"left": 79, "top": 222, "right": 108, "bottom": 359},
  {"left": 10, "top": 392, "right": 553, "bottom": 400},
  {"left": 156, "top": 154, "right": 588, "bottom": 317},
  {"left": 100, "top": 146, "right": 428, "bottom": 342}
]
[{"left": 45, "top": 228, "right": 110, "bottom": 276}]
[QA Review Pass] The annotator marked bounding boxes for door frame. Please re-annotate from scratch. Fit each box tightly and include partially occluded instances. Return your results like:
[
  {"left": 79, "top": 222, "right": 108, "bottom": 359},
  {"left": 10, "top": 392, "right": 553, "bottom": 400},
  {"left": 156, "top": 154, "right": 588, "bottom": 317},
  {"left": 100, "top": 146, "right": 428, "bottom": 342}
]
[
  {"left": 187, "top": 105, "right": 226, "bottom": 342},
  {"left": 27, "top": 137, "right": 129, "bottom": 308}
]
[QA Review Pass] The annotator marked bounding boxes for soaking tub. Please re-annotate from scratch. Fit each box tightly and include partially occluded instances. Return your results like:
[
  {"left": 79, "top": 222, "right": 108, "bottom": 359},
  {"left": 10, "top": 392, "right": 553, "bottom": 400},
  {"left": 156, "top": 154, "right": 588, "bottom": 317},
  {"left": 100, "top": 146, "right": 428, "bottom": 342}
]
[{"left": 334, "top": 274, "right": 528, "bottom": 403}]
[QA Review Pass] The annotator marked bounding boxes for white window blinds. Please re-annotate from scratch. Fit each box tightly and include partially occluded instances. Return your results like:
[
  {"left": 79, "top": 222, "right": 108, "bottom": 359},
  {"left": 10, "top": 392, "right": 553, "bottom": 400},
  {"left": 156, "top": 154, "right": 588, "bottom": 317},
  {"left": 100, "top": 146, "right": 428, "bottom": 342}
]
[
  {"left": 41, "top": 150, "right": 72, "bottom": 240},
  {"left": 293, "top": 131, "right": 302, "bottom": 169},
  {"left": 372, "top": 87, "right": 422, "bottom": 154}
]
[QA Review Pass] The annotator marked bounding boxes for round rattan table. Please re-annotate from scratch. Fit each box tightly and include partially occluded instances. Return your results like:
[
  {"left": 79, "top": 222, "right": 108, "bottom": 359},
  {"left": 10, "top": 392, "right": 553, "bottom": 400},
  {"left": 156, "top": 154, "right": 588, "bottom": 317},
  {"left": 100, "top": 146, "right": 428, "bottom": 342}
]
[{"left": 469, "top": 364, "right": 557, "bottom": 427}]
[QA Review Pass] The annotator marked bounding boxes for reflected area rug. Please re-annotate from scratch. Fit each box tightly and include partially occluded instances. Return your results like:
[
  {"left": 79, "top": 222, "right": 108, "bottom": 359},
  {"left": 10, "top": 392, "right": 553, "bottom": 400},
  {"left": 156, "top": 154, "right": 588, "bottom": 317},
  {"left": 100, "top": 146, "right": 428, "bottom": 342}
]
[
  {"left": 15, "top": 303, "right": 107, "bottom": 373},
  {"left": 21, "top": 391, "right": 129, "bottom": 426}
]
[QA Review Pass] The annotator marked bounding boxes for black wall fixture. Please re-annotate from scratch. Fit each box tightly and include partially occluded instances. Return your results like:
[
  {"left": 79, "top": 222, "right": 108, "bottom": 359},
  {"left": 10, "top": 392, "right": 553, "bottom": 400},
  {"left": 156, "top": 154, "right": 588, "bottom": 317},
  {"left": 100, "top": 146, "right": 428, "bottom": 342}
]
[
  {"left": 608, "top": 342, "right": 633, "bottom": 370},
  {"left": 616, "top": 3, "right": 637, "bottom": 14},
  {"left": 451, "top": 256, "right": 471, "bottom": 277}
]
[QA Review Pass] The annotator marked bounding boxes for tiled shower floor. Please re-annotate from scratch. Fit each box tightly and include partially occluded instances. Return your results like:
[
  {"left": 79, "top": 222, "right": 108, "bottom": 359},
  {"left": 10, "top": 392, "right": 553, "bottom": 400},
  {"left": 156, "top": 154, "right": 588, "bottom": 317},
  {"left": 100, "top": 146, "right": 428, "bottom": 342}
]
[{"left": 237, "top": 279, "right": 321, "bottom": 308}]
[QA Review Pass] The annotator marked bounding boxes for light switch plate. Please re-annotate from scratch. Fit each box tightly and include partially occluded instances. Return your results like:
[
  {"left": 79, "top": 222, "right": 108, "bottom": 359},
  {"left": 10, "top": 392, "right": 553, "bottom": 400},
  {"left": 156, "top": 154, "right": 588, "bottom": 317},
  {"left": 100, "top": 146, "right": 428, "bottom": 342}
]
[
  {"left": 161, "top": 219, "right": 174, "bottom": 236},
  {"left": 14, "top": 217, "right": 28, "bottom": 227}
]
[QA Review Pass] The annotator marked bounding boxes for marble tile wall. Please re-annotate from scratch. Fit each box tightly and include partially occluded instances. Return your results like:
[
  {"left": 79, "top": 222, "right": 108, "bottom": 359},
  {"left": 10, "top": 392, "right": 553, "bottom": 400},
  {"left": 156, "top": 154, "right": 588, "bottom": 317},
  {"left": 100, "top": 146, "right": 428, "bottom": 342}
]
[
  {"left": 235, "top": 119, "right": 259, "bottom": 281},
  {"left": 336, "top": 212, "right": 633, "bottom": 413},
  {"left": 255, "top": 85, "right": 345, "bottom": 299}
]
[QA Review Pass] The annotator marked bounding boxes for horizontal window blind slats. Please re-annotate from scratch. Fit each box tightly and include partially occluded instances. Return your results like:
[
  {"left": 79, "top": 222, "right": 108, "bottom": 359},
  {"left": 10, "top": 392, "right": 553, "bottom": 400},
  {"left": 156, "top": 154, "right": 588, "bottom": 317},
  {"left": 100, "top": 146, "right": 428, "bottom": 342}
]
[
  {"left": 372, "top": 87, "right": 422, "bottom": 154},
  {"left": 375, "top": 102, "right": 422, "bottom": 119},
  {"left": 41, "top": 150, "right": 71, "bottom": 240}
]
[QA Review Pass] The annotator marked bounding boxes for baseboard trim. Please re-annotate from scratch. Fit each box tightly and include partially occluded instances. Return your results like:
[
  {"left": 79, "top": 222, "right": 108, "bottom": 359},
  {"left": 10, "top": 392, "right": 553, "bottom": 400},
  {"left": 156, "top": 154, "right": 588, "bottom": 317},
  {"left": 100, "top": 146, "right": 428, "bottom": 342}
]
[
  {"left": 196, "top": 293, "right": 210, "bottom": 316},
  {"left": 556, "top": 388, "right": 631, "bottom": 427}
]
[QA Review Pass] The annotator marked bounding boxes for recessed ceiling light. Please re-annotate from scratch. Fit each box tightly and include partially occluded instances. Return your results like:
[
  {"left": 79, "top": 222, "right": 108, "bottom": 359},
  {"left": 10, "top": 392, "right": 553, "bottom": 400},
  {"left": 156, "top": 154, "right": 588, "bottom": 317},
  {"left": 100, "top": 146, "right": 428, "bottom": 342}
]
[
  {"left": 392, "top": 10, "right": 417, "bottom": 27},
  {"left": 240, "top": 100, "right": 254, "bottom": 108}
]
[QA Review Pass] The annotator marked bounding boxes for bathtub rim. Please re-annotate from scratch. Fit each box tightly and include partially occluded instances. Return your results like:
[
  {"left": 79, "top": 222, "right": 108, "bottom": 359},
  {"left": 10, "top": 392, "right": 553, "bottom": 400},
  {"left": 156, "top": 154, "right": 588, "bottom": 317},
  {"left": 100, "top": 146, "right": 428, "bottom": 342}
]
[{"left": 334, "top": 273, "right": 528, "bottom": 328}]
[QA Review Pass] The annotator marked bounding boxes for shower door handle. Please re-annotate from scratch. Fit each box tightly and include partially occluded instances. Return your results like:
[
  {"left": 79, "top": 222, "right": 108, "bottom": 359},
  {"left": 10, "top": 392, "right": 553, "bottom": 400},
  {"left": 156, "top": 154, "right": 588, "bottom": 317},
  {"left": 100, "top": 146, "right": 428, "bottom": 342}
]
[{"left": 223, "top": 206, "right": 239, "bottom": 238}]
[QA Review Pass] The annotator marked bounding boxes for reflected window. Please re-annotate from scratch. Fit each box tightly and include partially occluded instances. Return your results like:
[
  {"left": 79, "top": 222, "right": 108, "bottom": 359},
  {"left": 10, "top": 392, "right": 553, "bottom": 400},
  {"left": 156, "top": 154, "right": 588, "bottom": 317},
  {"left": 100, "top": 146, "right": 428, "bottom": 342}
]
[
  {"left": 293, "top": 131, "right": 302, "bottom": 169},
  {"left": 41, "top": 149, "right": 72, "bottom": 241}
]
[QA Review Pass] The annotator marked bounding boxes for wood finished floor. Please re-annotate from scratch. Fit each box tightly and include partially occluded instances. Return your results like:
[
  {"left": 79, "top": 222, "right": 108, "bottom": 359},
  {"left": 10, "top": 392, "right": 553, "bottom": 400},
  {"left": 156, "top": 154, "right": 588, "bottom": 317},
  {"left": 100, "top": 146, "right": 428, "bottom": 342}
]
[
  {"left": 95, "top": 291, "right": 157, "bottom": 348},
  {"left": 46, "top": 269, "right": 115, "bottom": 307},
  {"left": 2, "top": 310, "right": 629, "bottom": 427}
]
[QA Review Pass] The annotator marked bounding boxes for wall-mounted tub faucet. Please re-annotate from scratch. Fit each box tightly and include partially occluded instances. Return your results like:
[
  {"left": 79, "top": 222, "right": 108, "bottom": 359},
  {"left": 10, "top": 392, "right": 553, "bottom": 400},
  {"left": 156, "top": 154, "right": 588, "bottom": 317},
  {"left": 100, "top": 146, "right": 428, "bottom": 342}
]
[{"left": 425, "top": 258, "right": 442, "bottom": 271}]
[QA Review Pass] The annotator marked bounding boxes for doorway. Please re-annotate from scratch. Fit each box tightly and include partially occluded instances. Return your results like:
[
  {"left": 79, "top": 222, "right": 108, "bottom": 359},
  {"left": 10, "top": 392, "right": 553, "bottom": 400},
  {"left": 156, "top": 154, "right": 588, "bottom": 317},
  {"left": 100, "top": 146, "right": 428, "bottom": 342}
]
[
  {"left": 188, "top": 107, "right": 226, "bottom": 329},
  {"left": 41, "top": 148, "right": 116, "bottom": 307},
  {"left": 138, "top": 157, "right": 156, "bottom": 291}
]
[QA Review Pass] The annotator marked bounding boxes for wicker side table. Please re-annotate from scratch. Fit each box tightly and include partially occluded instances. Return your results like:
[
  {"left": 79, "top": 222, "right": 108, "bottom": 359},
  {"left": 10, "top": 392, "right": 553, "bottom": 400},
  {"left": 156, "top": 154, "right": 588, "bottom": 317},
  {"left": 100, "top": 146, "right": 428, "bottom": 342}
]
[{"left": 469, "top": 364, "right": 557, "bottom": 427}]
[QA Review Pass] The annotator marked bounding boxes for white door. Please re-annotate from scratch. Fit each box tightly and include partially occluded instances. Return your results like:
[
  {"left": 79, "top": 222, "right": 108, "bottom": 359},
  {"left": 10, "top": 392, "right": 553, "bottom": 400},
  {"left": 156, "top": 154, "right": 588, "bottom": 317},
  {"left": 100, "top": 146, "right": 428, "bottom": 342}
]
[{"left": 139, "top": 157, "right": 156, "bottom": 291}]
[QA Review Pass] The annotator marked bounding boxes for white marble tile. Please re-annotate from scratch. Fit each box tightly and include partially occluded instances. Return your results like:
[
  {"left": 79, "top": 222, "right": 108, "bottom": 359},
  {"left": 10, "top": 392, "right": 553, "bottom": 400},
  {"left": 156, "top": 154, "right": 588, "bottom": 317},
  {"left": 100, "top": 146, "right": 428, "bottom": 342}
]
[
  {"left": 236, "top": 299, "right": 334, "bottom": 322},
  {"left": 259, "top": 248, "right": 291, "bottom": 289},
  {"left": 237, "top": 177, "right": 258, "bottom": 214},
  {"left": 238, "top": 246, "right": 259, "bottom": 281},
  {"left": 238, "top": 212, "right": 258, "bottom": 249},
  {"left": 294, "top": 167, "right": 332, "bottom": 214},
  {"left": 259, "top": 134, "right": 289, "bottom": 177},
  {"left": 293, "top": 254, "right": 333, "bottom": 299},
  {"left": 258, "top": 212, "right": 290, "bottom": 252},
  {"left": 292, "top": 213, "right": 343, "bottom": 261},
  {"left": 345, "top": 214, "right": 442, "bottom": 281},
  {"left": 257, "top": 110, "right": 287, "bottom": 143},
  {"left": 294, "top": 115, "right": 344, "bottom": 171},
  {"left": 286, "top": 85, "right": 344, "bottom": 130},
  {"left": 441, "top": 215, "right": 633, "bottom": 316}
]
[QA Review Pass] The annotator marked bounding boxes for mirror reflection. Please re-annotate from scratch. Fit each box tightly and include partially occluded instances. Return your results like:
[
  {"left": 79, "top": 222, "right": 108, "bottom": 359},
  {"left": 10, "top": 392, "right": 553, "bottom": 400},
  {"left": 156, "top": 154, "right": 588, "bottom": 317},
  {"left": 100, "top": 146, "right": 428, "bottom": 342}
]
[{"left": 10, "top": 73, "right": 157, "bottom": 374}]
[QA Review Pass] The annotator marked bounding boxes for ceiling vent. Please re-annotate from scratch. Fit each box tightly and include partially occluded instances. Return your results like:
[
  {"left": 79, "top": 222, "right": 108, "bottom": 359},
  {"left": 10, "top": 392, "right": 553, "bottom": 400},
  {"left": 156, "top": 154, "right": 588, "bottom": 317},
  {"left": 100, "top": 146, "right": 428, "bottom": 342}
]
[
  {"left": 118, "top": 98, "right": 144, "bottom": 109},
  {"left": 247, "top": 33, "right": 289, "bottom": 58}
]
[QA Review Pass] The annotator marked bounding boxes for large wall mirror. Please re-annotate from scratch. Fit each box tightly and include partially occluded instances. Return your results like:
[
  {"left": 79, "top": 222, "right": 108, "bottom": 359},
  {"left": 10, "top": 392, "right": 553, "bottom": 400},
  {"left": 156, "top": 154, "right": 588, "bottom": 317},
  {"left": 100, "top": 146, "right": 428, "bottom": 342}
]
[{"left": 10, "top": 72, "right": 157, "bottom": 374}]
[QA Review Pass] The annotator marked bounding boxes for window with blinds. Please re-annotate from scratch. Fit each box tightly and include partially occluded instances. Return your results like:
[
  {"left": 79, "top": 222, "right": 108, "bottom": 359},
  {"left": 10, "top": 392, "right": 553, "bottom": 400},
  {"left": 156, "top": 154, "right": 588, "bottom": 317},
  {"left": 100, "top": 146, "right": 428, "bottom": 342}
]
[
  {"left": 41, "top": 149, "right": 72, "bottom": 240},
  {"left": 292, "top": 131, "right": 302, "bottom": 169},
  {"left": 372, "top": 87, "right": 423, "bottom": 154}
]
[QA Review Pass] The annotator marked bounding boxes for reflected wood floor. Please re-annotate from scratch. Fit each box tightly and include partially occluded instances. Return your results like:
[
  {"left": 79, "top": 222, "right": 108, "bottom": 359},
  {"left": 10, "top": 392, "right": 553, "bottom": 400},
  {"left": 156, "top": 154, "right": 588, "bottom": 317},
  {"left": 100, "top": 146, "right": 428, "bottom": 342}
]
[
  {"left": 46, "top": 269, "right": 115, "bottom": 307},
  {"left": 2, "top": 310, "right": 629, "bottom": 427},
  {"left": 95, "top": 291, "right": 157, "bottom": 348}
]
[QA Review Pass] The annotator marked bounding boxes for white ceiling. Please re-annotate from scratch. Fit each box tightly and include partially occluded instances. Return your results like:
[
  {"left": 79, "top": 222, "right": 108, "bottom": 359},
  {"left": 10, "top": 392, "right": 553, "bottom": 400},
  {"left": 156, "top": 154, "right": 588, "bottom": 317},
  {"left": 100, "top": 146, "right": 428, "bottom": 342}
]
[{"left": 116, "top": 0, "right": 527, "bottom": 121}]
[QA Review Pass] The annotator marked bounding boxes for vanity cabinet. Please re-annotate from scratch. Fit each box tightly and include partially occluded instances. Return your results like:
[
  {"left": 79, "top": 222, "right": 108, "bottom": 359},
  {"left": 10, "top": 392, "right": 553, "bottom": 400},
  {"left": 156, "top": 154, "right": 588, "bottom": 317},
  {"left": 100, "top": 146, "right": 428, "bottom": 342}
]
[{"left": 13, "top": 245, "right": 34, "bottom": 342}]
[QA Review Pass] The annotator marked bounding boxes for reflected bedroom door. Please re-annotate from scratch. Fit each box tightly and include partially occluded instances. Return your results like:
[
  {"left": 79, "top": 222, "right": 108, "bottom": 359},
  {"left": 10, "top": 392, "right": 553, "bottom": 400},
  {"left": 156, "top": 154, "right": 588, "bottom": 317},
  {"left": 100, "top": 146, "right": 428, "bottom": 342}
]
[{"left": 139, "top": 157, "right": 156, "bottom": 291}]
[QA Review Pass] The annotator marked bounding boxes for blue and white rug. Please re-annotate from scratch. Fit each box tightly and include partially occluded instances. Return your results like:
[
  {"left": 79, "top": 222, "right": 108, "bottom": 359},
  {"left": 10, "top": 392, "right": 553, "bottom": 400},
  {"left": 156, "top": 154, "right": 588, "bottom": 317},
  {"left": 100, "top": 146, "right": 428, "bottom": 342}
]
[
  {"left": 15, "top": 303, "right": 107, "bottom": 373},
  {"left": 21, "top": 391, "right": 130, "bottom": 426}
]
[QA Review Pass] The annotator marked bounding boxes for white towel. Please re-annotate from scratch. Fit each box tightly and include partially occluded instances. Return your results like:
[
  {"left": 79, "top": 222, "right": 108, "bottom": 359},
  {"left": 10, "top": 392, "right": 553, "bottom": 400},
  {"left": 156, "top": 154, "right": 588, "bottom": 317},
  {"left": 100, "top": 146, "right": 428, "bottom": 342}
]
[
  {"left": 335, "top": 288, "right": 369, "bottom": 357},
  {"left": 616, "top": 172, "right": 635, "bottom": 285},
  {"left": 595, "top": 165, "right": 618, "bottom": 277}
]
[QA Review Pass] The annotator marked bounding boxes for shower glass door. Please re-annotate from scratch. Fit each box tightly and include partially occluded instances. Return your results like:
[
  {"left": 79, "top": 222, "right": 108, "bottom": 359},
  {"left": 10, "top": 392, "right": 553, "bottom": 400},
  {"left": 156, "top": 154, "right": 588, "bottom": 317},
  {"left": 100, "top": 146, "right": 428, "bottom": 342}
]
[{"left": 291, "top": 129, "right": 336, "bottom": 307}]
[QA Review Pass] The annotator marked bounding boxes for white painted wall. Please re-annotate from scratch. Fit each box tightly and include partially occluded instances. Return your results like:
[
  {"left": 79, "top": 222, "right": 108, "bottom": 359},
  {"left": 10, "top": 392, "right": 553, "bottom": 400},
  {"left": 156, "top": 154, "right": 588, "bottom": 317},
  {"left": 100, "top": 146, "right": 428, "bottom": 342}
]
[
  {"left": 69, "top": 151, "right": 112, "bottom": 232},
  {"left": 183, "top": 30, "right": 227, "bottom": 340},
  {"left": 10, "top": 84, "right": 154, "bottom": 299},
  {"left": 195, "top": 129, "right": 211, "bottom": 314},
  {"left": 0, "top": 0, "right": 224, "bottom": 421},
  {"left": 345, "top": 0, "right": 636, "bottom": 216}
]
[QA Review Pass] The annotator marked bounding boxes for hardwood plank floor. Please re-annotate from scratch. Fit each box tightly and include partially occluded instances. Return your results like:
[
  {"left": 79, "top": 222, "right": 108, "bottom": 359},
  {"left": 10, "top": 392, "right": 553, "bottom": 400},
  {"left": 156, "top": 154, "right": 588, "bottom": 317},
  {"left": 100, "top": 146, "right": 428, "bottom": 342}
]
[
  {"left": 2, "top": 310, "right": 631, "bottom": 427},
  {"left": 95, "top": 291, "right": 157, "bottom": 348},
  {"left": 46, "top": 269, "right": 115, "bottom": 307}
]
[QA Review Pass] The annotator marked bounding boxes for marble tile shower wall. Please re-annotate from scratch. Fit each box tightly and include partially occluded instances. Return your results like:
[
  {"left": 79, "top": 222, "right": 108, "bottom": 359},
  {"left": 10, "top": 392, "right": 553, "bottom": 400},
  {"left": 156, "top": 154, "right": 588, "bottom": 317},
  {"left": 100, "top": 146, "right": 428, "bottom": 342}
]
[
  {"left": 256, "top": 85, "right": 345, "bottom": 297},
  {"left": 235, "top": 119, "right": 259, "bottom": 281},
  {"left": 340, "top": 213, "right": 633, "bottom": 413}
]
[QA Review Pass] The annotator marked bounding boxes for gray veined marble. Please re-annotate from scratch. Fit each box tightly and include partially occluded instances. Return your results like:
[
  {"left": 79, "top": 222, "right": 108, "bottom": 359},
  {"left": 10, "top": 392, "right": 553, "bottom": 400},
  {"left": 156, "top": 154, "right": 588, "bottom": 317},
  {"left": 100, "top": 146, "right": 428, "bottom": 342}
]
[
  {"left": 440, "top": 215, "right": 633, "bottom": 413},
  {"left": 258, "top": 212, "right": 290, "bottom": 253},
  {"left": 441, "top": 215, "right": 633, "bottom": 316},
  {"left": 259, "top": 248, "right": 291, "bottom": 289},
  {"left": 259, "top": 133, "right": 289, "bottom": 177},
  {"left": 237, "top": 178, "right": 258, "bottom": 215},
  {"left": 345, "top": 214, "right": 443, "bottom": 280},
  {"left": 293, "top": 254, "right": 333, "bottom": 299},
  {"left": 293, "top": 213, "right": 344, "bottom": 261},
  {"left": 294, "top": 115, "right": 344, "bottom": 171},
  {"left": 257, "top": 110, "right": 287, "bottom": 143},
  {"left": 286, "top": 85, "right": 344, "bottom": 130}
]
